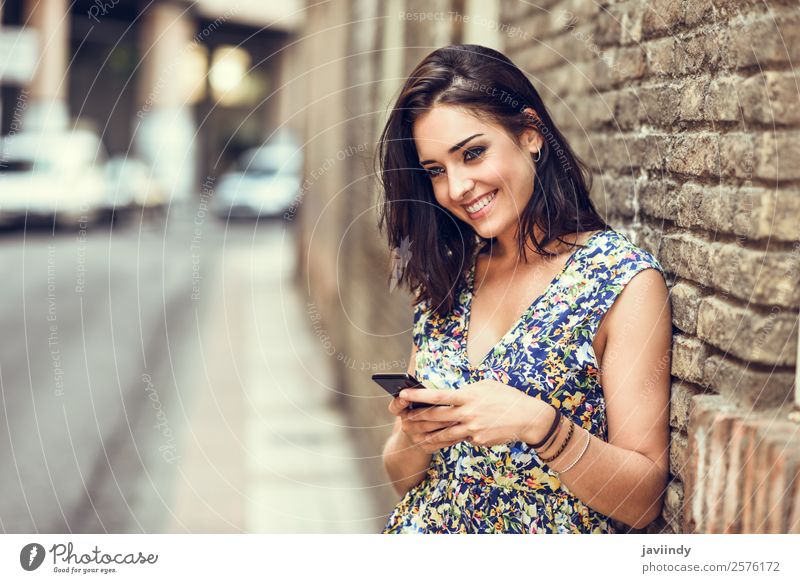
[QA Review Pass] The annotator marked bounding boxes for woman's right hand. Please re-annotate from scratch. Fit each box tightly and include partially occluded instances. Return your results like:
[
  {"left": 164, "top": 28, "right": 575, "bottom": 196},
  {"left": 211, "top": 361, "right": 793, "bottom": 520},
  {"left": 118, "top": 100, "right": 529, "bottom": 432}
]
[{"left": 388, "top": 396, "right": 462, "bottom": 455}]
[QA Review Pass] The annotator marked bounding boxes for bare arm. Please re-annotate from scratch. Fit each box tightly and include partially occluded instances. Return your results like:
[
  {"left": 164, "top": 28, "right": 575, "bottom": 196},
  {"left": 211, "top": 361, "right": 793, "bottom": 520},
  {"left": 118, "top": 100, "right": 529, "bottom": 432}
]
[
  {"left": 393, "top": 270, "right": 672, "bottom": 527},
  {"left": 382, "top": 342, "right": 433, "bottom": 497},
  {"left": 528, "top": 268, "right": 672, "bottom": 528}
]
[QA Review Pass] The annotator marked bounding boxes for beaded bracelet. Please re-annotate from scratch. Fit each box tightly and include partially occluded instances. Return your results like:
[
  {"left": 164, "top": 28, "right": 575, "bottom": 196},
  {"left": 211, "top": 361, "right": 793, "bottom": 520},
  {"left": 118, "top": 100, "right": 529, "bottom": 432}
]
[
  {"left": 529, "top": 405, "right": 561, "bottom": 449},
  {"left": 538, "top": 418, "right": 574, "bottom": 463},
  {"left": 557, "top": 428, "right": 591, "bottom": 474}
]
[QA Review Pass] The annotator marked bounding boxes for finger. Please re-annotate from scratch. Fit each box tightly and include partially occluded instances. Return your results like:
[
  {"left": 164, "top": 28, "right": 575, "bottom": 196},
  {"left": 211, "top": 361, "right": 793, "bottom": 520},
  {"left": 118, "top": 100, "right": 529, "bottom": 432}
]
[
  {"left": 424, "top": 423, "right": 469, "bottom": 444},
  {"left": 405, "top": 420, "right": 456, "bottom": 434},
  {"left": 399, "top": 388, "right": 463, "bottom": 406},
  {"left": 405, "top": 405, "right": 457, "bottom": 423}
]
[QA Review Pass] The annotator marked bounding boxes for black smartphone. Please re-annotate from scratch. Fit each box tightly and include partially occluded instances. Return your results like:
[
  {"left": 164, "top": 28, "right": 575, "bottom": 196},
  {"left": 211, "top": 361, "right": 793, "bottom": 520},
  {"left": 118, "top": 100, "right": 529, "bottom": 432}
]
[{"left": 371, "top": 373, "right": 435, "bottom": 410}]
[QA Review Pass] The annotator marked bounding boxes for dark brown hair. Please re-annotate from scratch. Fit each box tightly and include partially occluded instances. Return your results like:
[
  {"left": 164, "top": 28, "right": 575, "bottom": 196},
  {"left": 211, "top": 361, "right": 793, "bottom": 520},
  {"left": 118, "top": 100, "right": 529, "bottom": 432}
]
[{"left": 375, "top": 44, "right": 608, "bottom": 316}]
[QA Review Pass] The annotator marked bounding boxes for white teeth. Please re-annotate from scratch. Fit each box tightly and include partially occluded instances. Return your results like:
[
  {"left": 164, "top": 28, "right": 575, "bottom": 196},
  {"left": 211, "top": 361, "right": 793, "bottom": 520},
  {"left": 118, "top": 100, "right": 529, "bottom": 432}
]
[{"left": 466, "top": 190, "right": 496, "bottom": 213}]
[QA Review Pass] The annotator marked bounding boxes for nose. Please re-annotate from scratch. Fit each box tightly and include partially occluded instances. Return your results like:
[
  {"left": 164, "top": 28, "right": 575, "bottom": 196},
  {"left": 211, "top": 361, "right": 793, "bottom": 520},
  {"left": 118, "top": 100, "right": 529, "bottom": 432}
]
[{"left": 447, "top": 167, "right": 475, "bottom": 203}]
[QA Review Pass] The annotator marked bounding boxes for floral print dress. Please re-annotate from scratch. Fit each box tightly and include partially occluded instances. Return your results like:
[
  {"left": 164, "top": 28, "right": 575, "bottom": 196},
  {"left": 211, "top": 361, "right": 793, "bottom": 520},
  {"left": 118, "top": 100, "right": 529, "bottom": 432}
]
[{"left": 383, "top": 228, "right": 666, "bottom": 534}]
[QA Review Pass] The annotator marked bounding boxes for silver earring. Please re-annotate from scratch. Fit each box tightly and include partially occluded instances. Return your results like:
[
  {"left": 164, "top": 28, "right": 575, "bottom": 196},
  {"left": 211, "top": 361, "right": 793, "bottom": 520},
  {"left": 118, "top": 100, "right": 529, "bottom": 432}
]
[{"left": 533, "top": 150, "right": 541, "bottom": 162}]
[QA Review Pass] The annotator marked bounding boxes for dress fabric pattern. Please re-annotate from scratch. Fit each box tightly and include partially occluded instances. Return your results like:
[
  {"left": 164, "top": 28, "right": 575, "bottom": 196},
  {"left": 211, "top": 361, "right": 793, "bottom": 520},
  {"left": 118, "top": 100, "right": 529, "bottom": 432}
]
[{"left": 382, "top": 228, "right": 666, "bottom": 534}]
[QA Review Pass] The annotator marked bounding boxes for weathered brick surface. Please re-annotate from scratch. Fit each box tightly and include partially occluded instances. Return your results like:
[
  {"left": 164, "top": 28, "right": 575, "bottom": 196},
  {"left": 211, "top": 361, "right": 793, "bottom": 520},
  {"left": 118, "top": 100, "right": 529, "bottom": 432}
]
[
  {"left": 670, "top": 380, "right": 705, "bottom": 431},
  {"left": 696, "top": 296, "right": 798, "bottom": 366},
  {"left": 669, "top": 280, "right": 703, "bottom": 334},
  {"left": 764, "top": 429, "right": 800, "bottom": 533},
  {"left": 297, "top": 0, "right": 800, "bottom": 532},
  {"left": 703, "top": 354, "right": 796, "bottom": 410},
  {"left": 669, "top": 429, "right": 689, "bottom": 483},
  {"left": 502, "top": 0, "right": 800, "bottom": 534},
  {"left": 662, "top": 479, "right": 685, "bottom": 532},
  {"left": 660, "top": 232, "right": 712, "bottom": 286},
  {"left": 684, "top": 394, "right": 741, "bottom": 533},
  {"left": 671, "top": 334, "right": 710, "bottom": 384},
  {"left": 500, "top": 0, "right": 800, "bottom": 535},
  {"left": 709, "top": 242, "right": 800, "bottom": 308},
  {"left": 685, "top": 395, "right": 800, "bottom": 533},
  {"left": 721, "top": 417, "right": 749, "bottom": 533},
  {"left": 740, "top": 72, "right": 800, "bottom": 125}
]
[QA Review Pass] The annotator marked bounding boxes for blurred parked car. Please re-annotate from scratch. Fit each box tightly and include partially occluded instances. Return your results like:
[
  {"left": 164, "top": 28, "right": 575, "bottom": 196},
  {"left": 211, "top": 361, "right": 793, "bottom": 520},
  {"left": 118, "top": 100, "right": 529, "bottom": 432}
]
[
  {"left": 105, "top": 156, "right": 167, "bottom": 222},
  {"left": 211, "top": 140, "right": 303, "bottom": 220},
  {"left": 0, "top": 129, "right": 113, "bottom": 228}
]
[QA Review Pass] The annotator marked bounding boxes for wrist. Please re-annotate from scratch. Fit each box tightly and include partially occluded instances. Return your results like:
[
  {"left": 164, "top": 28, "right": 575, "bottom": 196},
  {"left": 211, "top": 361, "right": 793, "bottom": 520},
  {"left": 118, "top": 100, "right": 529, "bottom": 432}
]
[
  {"left": 395, "top": 428, "right": 429, "bottom": 457},
  {"left": 521, "top": 398, "right": 558, "bottom": 446}
]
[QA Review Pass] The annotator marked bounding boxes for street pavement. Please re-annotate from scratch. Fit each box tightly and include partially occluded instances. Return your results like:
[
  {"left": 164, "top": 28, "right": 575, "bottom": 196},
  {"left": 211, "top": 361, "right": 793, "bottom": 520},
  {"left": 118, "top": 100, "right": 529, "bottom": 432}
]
[{"left": 0, "top": 207, "right": 385, "bottom": 533}]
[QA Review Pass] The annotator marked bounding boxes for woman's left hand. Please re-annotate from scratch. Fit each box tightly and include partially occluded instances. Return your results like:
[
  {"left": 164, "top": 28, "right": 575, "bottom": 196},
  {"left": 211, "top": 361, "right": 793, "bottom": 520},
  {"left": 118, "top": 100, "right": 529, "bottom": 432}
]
[{"left": 399, "top": 379, "right": 551, "bottom": 448}]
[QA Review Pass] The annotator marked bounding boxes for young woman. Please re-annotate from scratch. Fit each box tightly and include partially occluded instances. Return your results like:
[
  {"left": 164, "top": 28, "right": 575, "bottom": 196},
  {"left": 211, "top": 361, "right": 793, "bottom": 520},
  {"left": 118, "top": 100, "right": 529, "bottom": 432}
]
[{"left": 376, "top": 45, "right": 672, "bottom": 534}]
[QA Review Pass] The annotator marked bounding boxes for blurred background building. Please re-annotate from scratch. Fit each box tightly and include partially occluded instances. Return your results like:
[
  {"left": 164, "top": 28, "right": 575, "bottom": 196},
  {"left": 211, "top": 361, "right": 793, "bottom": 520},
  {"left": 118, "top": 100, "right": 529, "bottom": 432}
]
[
  {"left": 1, "top": 0, "right": 305, "bottom": 207},
  {"left": 0, "top": 0, "right": 798, "bottom": 535}
]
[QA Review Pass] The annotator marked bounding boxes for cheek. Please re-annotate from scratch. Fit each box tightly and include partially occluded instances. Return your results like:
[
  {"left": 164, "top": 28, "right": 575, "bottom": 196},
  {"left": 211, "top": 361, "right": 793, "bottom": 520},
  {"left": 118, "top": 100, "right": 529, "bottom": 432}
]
[
  {"left": 432, "top": 184, "right": 454, "bottom": 210},
  {"left": 500, "top": 162, "right": 532, "bottom": 201}
]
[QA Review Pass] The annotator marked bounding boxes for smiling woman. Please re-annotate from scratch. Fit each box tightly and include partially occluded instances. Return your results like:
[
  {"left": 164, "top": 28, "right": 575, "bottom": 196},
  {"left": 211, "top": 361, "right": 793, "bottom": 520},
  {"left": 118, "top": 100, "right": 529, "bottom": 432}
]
[{"left": 375, "top": 44, "right": 672, "bottom": 534}]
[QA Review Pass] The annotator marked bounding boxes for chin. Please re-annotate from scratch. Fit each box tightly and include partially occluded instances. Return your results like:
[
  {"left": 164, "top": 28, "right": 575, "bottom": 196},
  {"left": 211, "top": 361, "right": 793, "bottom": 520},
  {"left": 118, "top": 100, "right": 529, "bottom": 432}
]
[{"left": 467, "top": 216, "right": 507, "bottom": 240}]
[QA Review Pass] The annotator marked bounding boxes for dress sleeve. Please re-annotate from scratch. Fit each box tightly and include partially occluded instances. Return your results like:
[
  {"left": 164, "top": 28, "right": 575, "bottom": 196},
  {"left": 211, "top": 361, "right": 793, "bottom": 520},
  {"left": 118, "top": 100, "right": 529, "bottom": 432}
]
[{"left": 582, "top": 247, "right": 667, "bottom": 340}]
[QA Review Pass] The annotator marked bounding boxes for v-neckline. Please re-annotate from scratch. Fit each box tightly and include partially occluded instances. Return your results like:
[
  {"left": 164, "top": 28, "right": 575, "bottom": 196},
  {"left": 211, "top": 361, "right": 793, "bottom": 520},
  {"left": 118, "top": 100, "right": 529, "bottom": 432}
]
[{"left": 462, "top": 230, "right": 605, "bottom": 371}]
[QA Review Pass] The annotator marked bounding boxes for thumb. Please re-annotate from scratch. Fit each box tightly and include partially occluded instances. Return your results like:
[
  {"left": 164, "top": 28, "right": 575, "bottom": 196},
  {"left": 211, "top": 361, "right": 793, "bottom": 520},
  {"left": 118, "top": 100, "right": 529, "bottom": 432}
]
[{"left": 390, "top": 396, "right": 409, "bottom": 414}]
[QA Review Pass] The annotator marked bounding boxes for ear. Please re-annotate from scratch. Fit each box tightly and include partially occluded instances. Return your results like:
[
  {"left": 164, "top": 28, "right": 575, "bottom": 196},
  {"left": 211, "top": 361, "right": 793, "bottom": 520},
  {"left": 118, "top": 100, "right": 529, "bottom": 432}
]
[{"left": 521, "top": 107, "right": 544, "bottom": 154}]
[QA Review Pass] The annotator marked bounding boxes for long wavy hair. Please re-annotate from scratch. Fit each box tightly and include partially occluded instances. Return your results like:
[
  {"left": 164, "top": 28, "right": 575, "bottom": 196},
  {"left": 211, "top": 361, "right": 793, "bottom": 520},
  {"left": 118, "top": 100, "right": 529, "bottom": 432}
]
[{"left": 375, "top": 44, "right": 609, "bottom": 316}]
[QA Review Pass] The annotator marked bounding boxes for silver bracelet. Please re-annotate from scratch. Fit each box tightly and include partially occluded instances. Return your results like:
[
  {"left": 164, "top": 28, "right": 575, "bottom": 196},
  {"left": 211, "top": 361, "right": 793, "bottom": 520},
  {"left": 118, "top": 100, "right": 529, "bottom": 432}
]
[{"left": 557, "top": 428, "right": 591, "bottom": 474}]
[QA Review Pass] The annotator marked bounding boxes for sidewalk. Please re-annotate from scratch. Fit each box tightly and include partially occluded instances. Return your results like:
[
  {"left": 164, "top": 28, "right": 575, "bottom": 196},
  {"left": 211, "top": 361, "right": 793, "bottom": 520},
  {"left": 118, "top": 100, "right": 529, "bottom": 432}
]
[{"left": 167, "top": 223, "right": 384, "bottom": 533}]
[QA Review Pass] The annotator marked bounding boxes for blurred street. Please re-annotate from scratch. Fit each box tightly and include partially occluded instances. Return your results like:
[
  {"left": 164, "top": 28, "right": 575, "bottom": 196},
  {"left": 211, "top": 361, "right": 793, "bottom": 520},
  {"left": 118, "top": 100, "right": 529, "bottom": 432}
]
[
  {"left": 0, "top": 212, "right": 386, "bottom": 533},
  {"left": 0, "top": 0, "right": 470, "bottom": 536}
]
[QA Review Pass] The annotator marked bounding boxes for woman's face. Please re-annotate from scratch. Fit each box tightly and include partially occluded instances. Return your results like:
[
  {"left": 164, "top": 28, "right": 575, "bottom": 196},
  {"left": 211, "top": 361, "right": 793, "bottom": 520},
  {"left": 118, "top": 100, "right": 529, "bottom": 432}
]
[{"left": 412, "top": 104, "right": 543, "bottom": 242}]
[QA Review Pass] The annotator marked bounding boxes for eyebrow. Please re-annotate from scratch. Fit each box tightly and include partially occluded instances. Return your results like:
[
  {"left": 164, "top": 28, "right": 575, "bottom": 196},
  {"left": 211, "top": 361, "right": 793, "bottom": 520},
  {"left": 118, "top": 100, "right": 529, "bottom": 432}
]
[{"left": 419, "top": 133, "right": 484, "bottom": 166}]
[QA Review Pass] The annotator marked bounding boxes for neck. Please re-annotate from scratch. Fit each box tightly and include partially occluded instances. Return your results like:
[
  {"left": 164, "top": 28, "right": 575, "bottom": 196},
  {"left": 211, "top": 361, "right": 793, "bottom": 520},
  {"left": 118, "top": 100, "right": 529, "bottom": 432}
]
[{"left": 488, "top": 223, "right": 554, "bottom": 267}]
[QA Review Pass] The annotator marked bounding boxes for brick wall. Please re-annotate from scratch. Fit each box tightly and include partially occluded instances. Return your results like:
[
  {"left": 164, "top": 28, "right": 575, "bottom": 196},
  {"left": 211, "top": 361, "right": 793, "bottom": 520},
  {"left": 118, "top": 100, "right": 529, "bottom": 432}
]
[
  {"left": 295, "top": 0, "right": 800, "bottom": 530},
  {"left": 499, "top": 0, "right": 800, "bottom": 533}
]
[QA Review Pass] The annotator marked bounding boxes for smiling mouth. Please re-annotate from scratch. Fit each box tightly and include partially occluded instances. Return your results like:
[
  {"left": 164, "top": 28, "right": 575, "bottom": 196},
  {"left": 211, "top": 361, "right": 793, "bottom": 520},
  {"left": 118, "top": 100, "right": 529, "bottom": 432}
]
[{"left": 465, "top": 189, "right": 497, "bottom": 214}]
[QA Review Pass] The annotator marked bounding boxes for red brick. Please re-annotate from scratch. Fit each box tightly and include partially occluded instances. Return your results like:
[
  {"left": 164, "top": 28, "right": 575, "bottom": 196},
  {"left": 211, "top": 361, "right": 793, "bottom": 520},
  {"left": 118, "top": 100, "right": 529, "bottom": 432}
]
[
  {"left": 721, "top": 418, "right": 749, "bottom": 532},
  {"left": 706, "top": 411, "right": 744, "bottom": 532},
  {"left": 684, "top": 395, "right": 738, "bottom": 532},
  {"left": 739, "top": 422, "right": 762, "bottom": 533},
  {"left": 765, "top": 423, "right": 800, "bottom": 529},
  {"left": 790, "top": 459, "right": 800, "bottom": 533}
]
